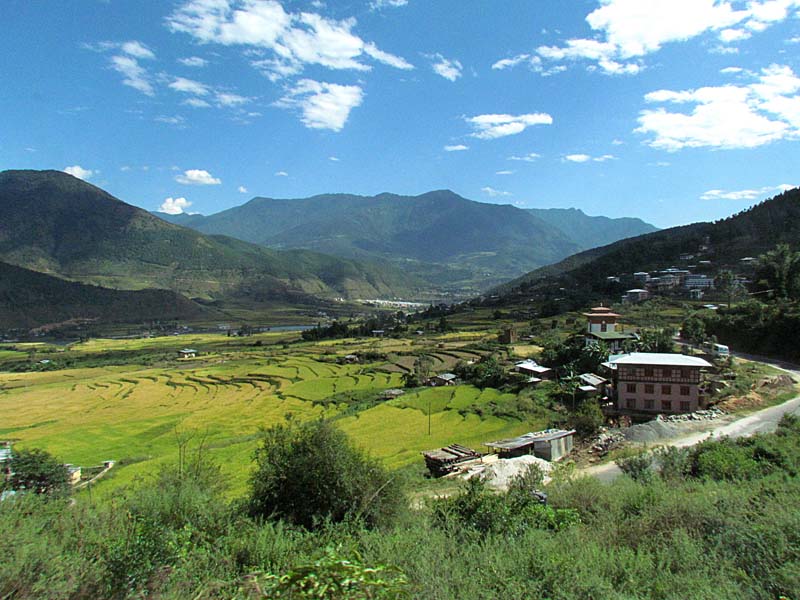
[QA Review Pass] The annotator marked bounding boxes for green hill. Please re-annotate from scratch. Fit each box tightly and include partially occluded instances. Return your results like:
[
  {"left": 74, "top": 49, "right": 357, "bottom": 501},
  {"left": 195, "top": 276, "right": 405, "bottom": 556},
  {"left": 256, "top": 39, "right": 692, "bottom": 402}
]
[
  {"left": 493, "top": 186, "right": 800, "bottom": 304},
  {"left": 156, "top": 191, "right": 657, "bottom": 293},
  {"left": 0, "top": 261, "right": 213, "bottom": 329},
  {"left": 0, "top": 170, "right": 419, "bottom": 301}
]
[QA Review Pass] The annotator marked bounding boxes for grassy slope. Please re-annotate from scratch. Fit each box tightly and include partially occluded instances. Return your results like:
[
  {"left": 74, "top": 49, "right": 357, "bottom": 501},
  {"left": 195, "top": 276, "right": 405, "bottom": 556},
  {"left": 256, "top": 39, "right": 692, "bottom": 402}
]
[
  {"left": 0, "top": 170, "right": 419, "bottom": 300},
  {"left": 0, "top": 261, "right": 213, "bottom": 329}
]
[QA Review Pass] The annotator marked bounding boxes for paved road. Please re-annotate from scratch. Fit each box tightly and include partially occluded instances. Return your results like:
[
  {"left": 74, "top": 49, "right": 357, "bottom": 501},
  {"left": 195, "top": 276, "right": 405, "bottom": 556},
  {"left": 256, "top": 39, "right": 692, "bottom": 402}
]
[{"left": 582, "top": 354, "right": 800, "bottom": 483}]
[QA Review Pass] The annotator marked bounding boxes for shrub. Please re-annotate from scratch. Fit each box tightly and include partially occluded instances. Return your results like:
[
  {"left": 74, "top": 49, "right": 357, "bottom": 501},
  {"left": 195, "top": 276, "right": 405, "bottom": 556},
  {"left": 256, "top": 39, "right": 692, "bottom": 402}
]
[
  {"left": 616, "top": 452, "right": 654, "bottom": 483},
  {"left": 248, "top": 419, "right": 404, "bottom": 530},
  {"left": 4, "top": 448, "right": 70, "bottom": 496}
]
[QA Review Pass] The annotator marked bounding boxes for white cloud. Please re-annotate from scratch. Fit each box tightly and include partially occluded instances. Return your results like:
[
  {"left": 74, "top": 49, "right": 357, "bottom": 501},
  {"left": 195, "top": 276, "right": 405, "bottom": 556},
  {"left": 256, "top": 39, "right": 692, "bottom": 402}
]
[
  {"left": 183, "top": 98, "right": 211, "bottom": 108},
  {"left": 329, "top": 155, "right": 340, "bottom": 161},
  {"left": 720, "top": 66, "right": 744, "bottom": 73},
  {"left": 121, "top": 40, "right": 156, "bottom": 60},
  {"left": 167, "top": 0, "right": 412, "bottom": 80},
  {"left": 371, "top": 0, "right": 408, "bottom": 8},
  {"left": 508, "top": 152, "right": 541, "bottom": 162},
  {"left": 215, "top": 92, "right": 250, "bottom": 106},
  {"left": 481, "top": 186, "right": 512, "bottom": 197},
  {"left": 63, "top": 165, "right": 94, "bottom": 180},
  {"left": 518, "top": 0, "right": 800, "bottom": 76},
  {"left": 169, "top": 76, "right": 211, "bottom": 95},
  {"left": 467, "top": 113, "right": 553, "bottom": 140},
  {"left": 700, "top": 183, "right": 796, "bottom": 200},
  {"left": 120, "top": 165, "right": 132, "bottom": 172},
  {"left": 178, "top": 56, "right": 208, "bottom": 67},
  {"left": 159, "top": 197, "right": 192, "bottom": 214},
  {"left": 637, "top": 63, "right": 800, "bottom": 150},
  {"left": 492, "top": 54, "right": 532, "bottom": 70},
  {"left": 444, "top": 144, "right": 469, "bottom": 151},
  {"left": 110, "top": 55, "right": 154, "bottom": 96},
  {"left": 175, "top": 169, "right": 222, "bottom": 185},
  {"left": 364, "top": 42, "right": 414, "bottom": 70},
  {"left": 155, "top": 115, "right": 187, "bottom": 126},
  {"left": 564, "top": 153, "right": 592, "bottom": 163},
  {"left": 238, "top": 185, "right": 248, "bottom": 193},
  {"left": 275, "top": 171, "right": 289, "bottom": 176},
  {"left": 276, "top": 79, "right": 363, "bottom": 131},
  {"left": 428, "top": 53, "right": 462, "bottom": 81},
  {"left": 496, "top": 170, "right": 514, "bottom": 175}
]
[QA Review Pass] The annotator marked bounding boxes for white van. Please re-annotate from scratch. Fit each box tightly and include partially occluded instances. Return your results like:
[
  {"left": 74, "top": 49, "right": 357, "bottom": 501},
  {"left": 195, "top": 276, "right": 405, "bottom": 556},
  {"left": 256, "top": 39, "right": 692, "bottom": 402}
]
[{"left": 711, "top": 343, "right": 730, "bottom": 358}]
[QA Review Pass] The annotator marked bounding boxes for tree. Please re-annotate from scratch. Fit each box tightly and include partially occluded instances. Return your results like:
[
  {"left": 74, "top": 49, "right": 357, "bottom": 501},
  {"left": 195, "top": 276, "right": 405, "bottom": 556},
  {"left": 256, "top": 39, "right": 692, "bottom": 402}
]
[
  {"left": 756, "top": 243, "right": 800, "bottom": 299},
  {"left": 248, "top": 420, "right": 403, "bottom": 529},
  {"left": 403, "top": 354, "right": 433, "bottom": 387},
  {"left": 714, "top": 270, "right": 743, "bottom": 308},
  {"left": 681, "top": 317, "right": 706, "bottom": 347},
  {"left": 5, "top": 448, "right": 70, "bottom": 495}
]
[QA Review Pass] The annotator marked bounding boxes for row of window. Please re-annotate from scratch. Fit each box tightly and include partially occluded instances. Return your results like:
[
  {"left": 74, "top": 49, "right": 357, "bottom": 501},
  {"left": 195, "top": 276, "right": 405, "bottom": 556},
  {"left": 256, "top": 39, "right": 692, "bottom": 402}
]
[
  {"left": 620, "top": 367, "right": 694, "bottom": 379},
  {"left": 625, "top": 398, "right": 692, "bottom": 412},
  {"left": 625, "top": 383, "right": 692, "bottom": 395}
]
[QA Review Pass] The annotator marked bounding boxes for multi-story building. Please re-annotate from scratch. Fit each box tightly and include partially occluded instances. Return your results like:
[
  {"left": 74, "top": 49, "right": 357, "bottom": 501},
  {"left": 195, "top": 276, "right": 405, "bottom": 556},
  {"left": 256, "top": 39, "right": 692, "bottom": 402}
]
[
  {"left": 583, "top": 306, "right": 637, "bottom": 351},
  {"left": 606, "top": 352, "right": 712, "bottom": 414}
]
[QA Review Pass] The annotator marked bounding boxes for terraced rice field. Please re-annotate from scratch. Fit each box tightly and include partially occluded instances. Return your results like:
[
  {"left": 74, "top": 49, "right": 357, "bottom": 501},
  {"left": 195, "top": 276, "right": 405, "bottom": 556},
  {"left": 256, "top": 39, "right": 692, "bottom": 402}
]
[{"left": 0, "top": 333, "right": 543, "bottom": 496}]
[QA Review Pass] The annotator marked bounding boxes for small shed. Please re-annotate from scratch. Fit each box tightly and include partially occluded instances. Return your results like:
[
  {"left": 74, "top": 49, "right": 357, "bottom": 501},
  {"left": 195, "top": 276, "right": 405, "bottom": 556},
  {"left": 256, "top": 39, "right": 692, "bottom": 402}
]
[
  {"left": 343, "top": 354, "right": 360, "bottom": 364},
  {"left": 178, "top": 348, "right": 197, "bottom": 359},
  {"left": 423, "top": 444, "right": 482, "bottom": 477},
  {"left": 381, "top": 388, "right": 405, "bottom": 399},
  {"left": 485, "top": 429, "right": 576, "bottom": 462},
  {"left": 428, "top": 373, "right": 458, "bottom": 387}
]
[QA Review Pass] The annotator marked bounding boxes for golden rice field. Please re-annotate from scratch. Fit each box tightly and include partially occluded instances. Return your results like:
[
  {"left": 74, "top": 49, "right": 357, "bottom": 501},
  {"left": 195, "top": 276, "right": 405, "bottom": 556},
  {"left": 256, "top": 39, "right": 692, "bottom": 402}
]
[{"left": 0, "top": 332, "right": 545, "bottom": 497}]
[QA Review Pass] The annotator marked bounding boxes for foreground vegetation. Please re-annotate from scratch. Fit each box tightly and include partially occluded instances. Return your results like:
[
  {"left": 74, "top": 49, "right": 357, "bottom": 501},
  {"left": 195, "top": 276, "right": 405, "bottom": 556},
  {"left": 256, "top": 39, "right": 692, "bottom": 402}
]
[{"left": 2, "top": 416, "right": 799, "bottom": 599}]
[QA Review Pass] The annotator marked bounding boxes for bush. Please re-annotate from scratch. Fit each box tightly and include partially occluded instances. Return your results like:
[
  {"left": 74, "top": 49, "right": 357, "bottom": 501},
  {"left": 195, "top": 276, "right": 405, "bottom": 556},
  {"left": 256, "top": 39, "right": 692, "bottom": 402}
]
[
  {"left": 616, "top": 452, "right": 654, "bottom": 483},
  {"left": 248, "top": 419, "right": 404, "bottom": 530},
  {"left": 4, "top": 448, "right": 70, "bottom": 496}
]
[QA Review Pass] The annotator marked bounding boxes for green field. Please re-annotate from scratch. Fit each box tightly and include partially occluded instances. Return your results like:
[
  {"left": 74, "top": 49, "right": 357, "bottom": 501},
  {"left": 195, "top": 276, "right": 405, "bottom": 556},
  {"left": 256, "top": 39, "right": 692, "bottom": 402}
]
[{"left": 0, "top": 331, "right": 549, "bottom": 497}]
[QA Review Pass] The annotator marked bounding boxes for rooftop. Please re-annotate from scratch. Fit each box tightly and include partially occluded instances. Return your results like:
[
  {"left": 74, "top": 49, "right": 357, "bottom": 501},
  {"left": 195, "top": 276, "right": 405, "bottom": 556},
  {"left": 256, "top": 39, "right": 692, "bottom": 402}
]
[
  {"left": 486, "top": 429, "right": 576, "bottom": 450},
  {"left": 587, "top": 331, "right": 637, "bottom": 341},
  {"left": 608, "top": 352, "right": 713, "bottom": 368}
]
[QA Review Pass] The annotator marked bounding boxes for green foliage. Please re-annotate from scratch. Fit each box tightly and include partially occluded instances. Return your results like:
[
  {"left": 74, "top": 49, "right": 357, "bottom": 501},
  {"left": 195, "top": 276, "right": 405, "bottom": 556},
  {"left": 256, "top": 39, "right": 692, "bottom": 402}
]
[
  {"left": 755, "top": 242, "right": 800, "bottom": 299},
  {"left": 4, "top": 447, "right": 70, "bottom": 496},
  {"left": 248, "top": 420, "right": 404, "bottom": 530},
  {"left": 653, "top": 446, "right": 691, "bottom": 481},
  {"left": 454, "top": 354, "right": 506, "bottom": 389},
  {"left": 616, "top": 452, "right": 655, "bottom": 483},
  {"left": 259, "top": 546, "right": 408, "bottom": 599},
  {"left": 681, "top": 316, "right": 707, "bottom": 346},
  {"left": 567, "top": 400, "right": 605, "bottom": 439},
  {"left": 432, "top": 474, "right": 579, "bottom": 537}
]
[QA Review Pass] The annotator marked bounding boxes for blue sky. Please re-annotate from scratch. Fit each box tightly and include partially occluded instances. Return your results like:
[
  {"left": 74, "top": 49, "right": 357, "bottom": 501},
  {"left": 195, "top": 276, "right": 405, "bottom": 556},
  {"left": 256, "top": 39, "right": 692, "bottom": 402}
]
[{"left": 2, "top": 0, "right": 799, "bottom": 228}]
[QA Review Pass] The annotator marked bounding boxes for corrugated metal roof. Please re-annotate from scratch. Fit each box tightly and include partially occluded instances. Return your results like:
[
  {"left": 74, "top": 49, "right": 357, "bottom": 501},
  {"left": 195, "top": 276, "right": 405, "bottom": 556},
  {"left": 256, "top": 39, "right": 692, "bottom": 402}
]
[
  {"left": 486, "top": 429, "right": 576, "bottom": 450},
  {"left": 609, "top": 352, "right": 712, "bottom": 367}
]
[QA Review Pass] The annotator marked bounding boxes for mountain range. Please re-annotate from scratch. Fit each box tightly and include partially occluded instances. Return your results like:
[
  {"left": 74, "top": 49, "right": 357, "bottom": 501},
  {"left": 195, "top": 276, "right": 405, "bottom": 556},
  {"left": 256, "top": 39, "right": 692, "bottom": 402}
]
[
  {"left": 0, "top": 170, "right": 420, "bottom": 304},
  {"left": 157, "top": 191, "right": 657, "bottom": 292}
]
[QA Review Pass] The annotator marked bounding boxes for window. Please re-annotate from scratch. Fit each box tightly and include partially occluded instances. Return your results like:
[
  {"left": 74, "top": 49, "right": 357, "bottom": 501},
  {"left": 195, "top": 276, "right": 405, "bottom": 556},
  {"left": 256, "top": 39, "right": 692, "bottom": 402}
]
[
  {"left": 672, "top": 369, "right": 681, "bottom": 377},
  {"left": 680, "top": 401, "right": 691, "bottom": 412},
  {"left": 680, "top": 386, "right": 690, "bottom": 396},
  {"left": 644, "top": 398, "right": 654, "bottom": 409},
  {"left": 661, "top": 400, "right": 672, "bottom": 411},
  {"left": 662, "top": 385, "right": 672, "bottom": 395},
  {"left": 626, "top": 383, "right": 637, "bottom": 393},
  {"left": 644, "top": 367, "right": 653, "bottom": 377},
  {"left": 601, "top": 322, "right": 607, "bottom": 332},
  {"left": 645, "top": 384, "right": 654, "bottom": 394},
  {"left": 626, "top": 398, "right": 636, "bottom": 409},
  {"left": 681, "top": 368, "right": 691, "bottom": 379}
]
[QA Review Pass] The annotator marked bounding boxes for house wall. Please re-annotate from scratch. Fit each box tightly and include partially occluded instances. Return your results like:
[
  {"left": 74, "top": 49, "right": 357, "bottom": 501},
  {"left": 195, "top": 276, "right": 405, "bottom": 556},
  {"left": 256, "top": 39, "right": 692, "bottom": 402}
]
[{"left": 616, "top": 364, "right": 704, "bottom": 414}]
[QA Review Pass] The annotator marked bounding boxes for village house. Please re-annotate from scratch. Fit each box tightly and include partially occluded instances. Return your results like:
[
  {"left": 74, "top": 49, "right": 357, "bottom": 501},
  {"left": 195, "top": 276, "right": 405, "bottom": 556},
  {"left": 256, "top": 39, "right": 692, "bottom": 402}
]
[
  {"left": 583, "top": 306, "right": 637, "bottom": 352},
  {"left": 603, "top": 352, "right": 713, "bottom": 415},
  {"left": 428, "top": 373, "right": 458, "bottom": 387},
  {"left": 485, "top": 429, "right": 576, "bottom": 462},
  {"left": 498, "top": 326, "right": 517, "bottom": 344},
  {"left": 578, "top": 372, "right": 608, "bottom": 397},
  {"left": 622, "top": 288, "right": 650, "bottom": 304},
  {"left": 685, "top": 274, "right": 714, "bottom": 289},
  {"left": 178, "top": 348, "right": 197, "bottom": 359}
]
